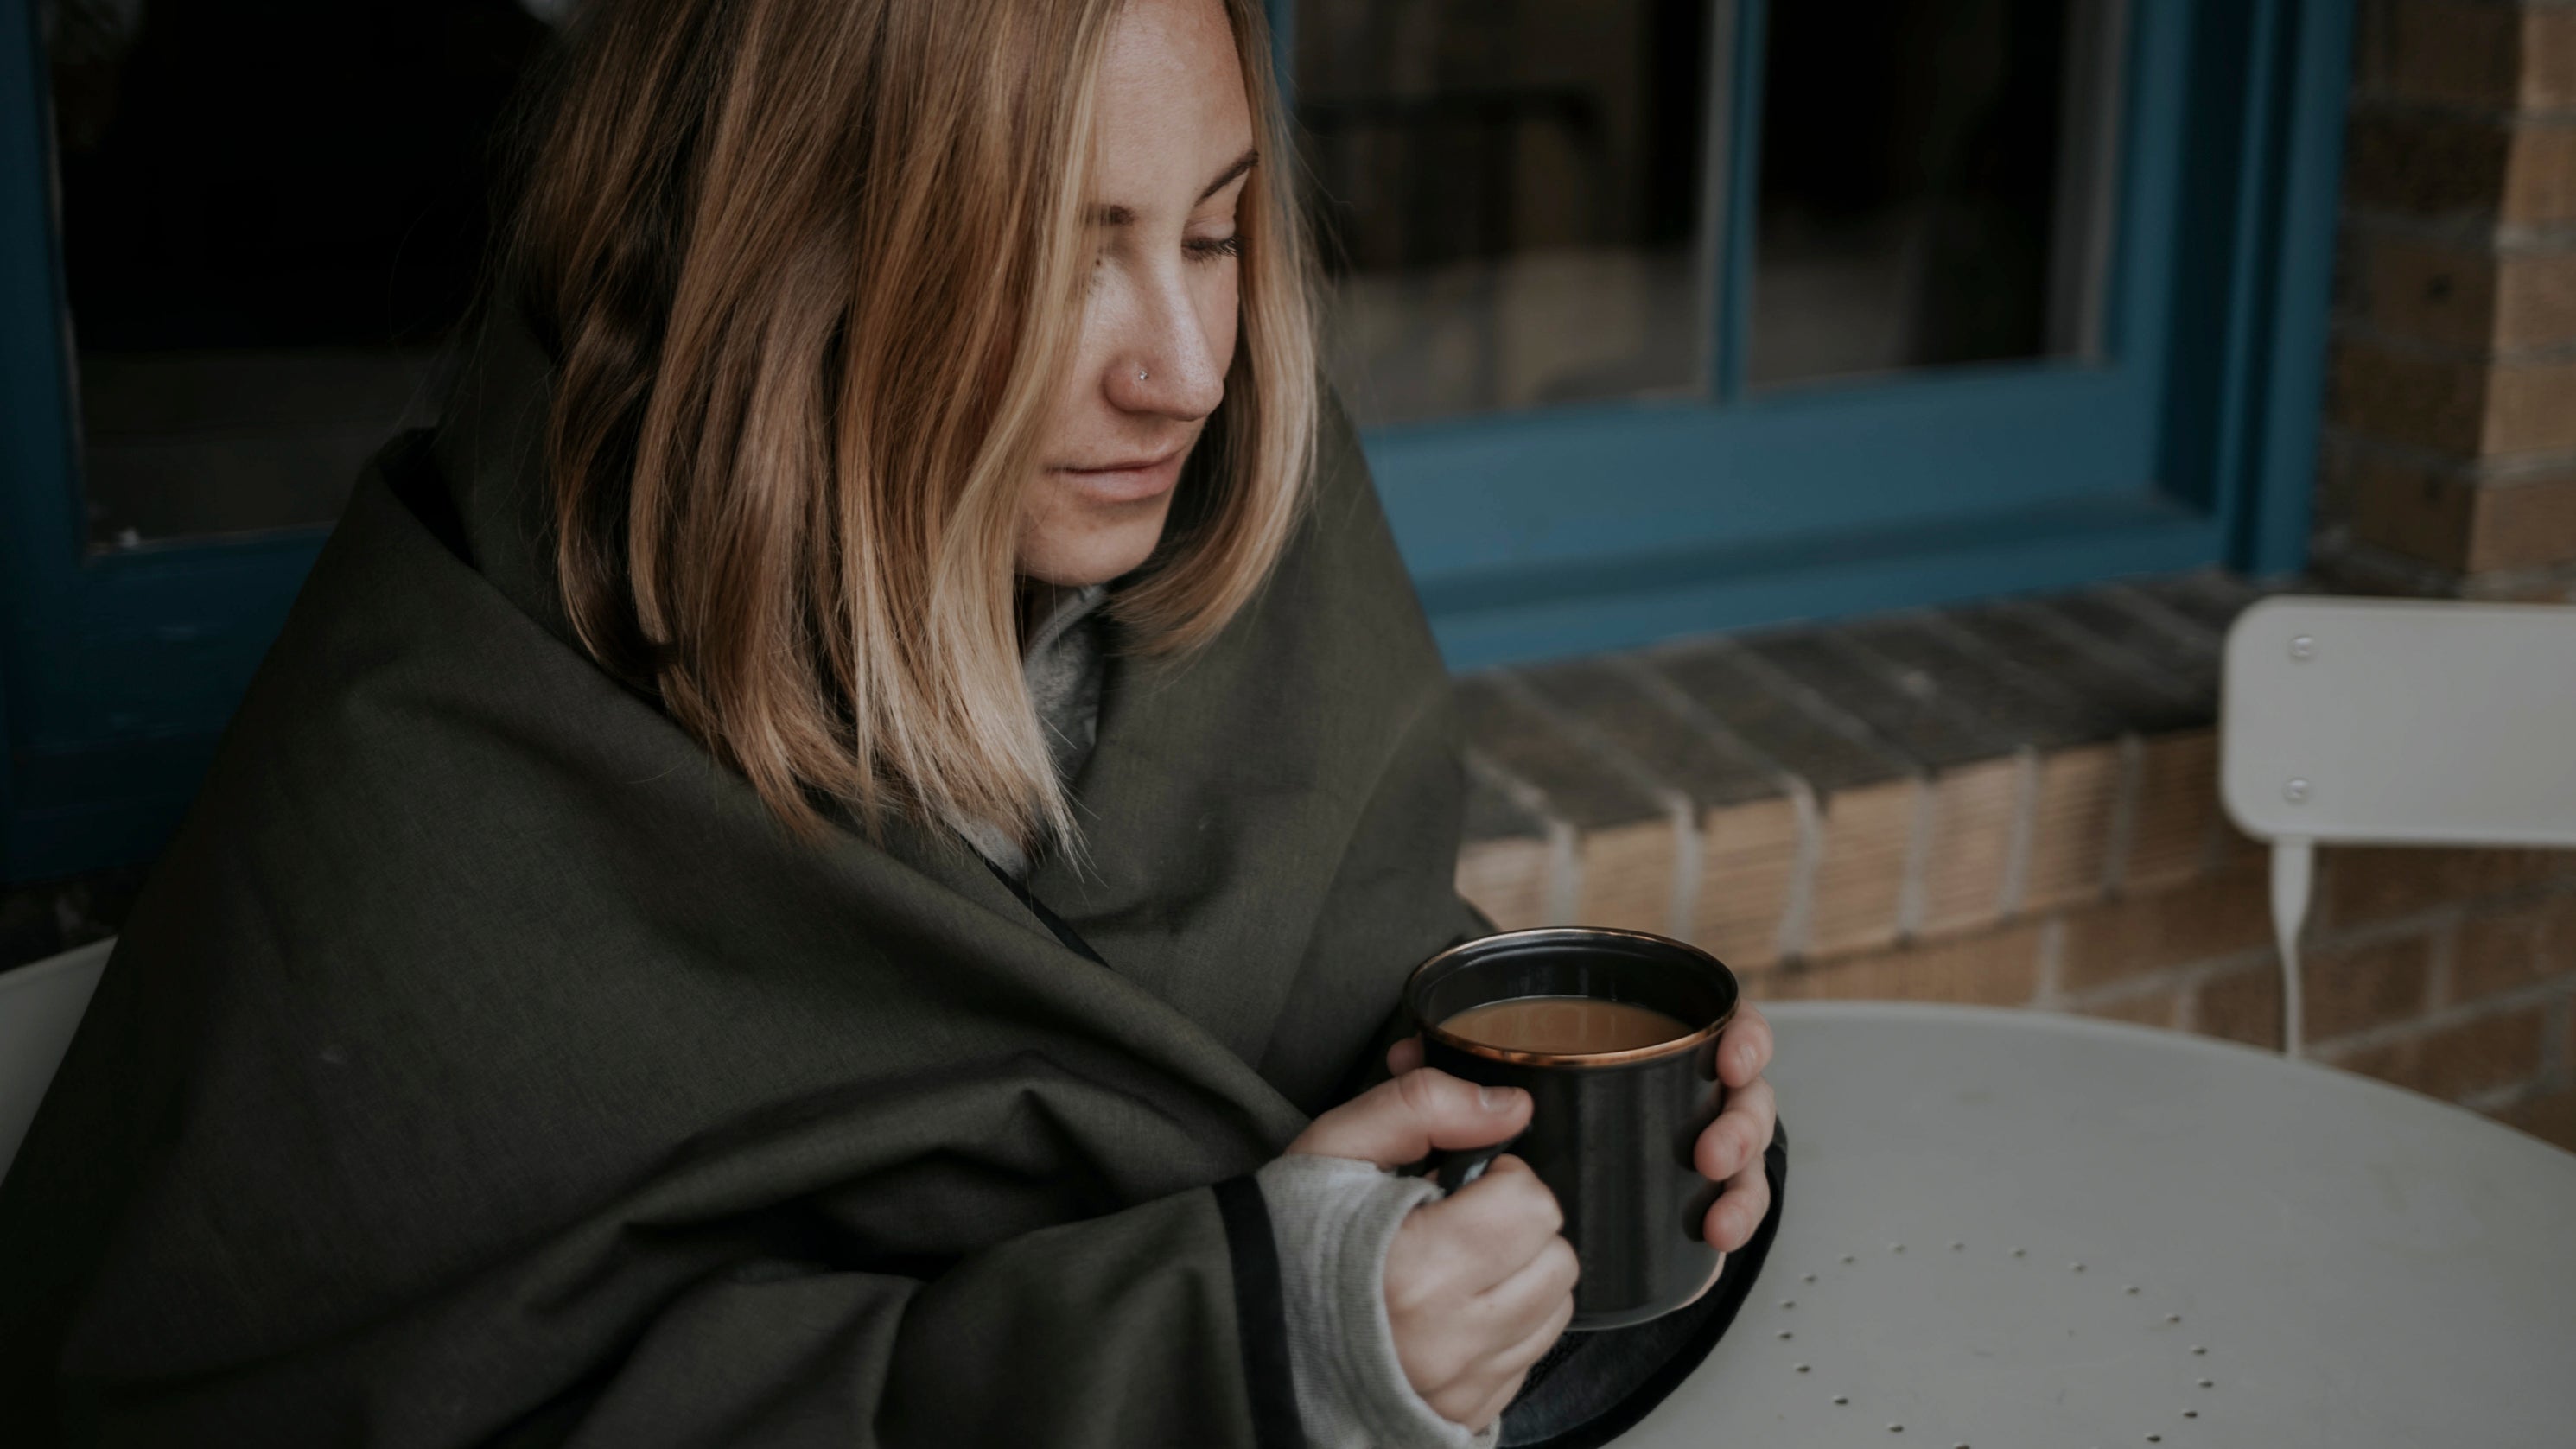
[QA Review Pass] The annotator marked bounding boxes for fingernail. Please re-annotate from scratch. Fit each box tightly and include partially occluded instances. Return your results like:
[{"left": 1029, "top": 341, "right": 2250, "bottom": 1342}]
[{"left": 1479, "top": 1085, "right": 1516, "bottom": 1111}]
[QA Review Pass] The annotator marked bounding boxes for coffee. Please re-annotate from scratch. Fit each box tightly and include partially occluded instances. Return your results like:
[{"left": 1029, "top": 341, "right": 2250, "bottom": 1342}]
[{"left": 1441, "top": 995, "right": 1693, "bottom": 1056}]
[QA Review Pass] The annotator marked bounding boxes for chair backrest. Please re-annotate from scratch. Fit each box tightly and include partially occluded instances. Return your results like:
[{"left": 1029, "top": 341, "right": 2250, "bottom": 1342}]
[
  {"left": 2223, "top": 596, "right": 2576, "bottom": 849},
  {"left": 2220, "top": 597, "right": 2576, "bottom": 1056},
  {"left": 0, "top": 937, "right": 113, "bottom": 1186}
]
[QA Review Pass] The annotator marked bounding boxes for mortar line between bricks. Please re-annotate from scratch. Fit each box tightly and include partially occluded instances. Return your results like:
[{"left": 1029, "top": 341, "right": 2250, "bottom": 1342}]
[
  {"left": 2307, "top": 976, "right": 2576, "bottom": 1060},
  {"left": 2311, "top": 531, "right": 2459, "bottom": 594},
  {"left": 2323, "top": 899, "right": 2487, "bottom": 954},
  {"left": 1700, "top": 637, "right": 1923, "bottom": 775},
  {"left": 2002, "top": 599, "right": 2205, "bottom": 709},
  {"left": 2056, "top": 946, "right": 2295, "bottom": 1039},
  {"left": 2427, "top": 912, "right": 2460, "bottom": 1011},
  {"left": 1999, "top": 747, "right": 2040, "bottom": 920},
  {"left": 2053, "top": 939, "right": 2309, "bottom": 1028},
  {"left": 2318, "top": 428, "right": 2576, "bottom": 485},
  {"left": 2332, "top": 316, "right": 2576, "bottom": 366},
  {"left": 1605, "top": 657, "right": 1825, "bottom": 962},
  {"left": 2328, "top": 302, "right": 2576, "bottom": 361},
  {"left": 1487, "top": 671, "right": 1702, "bottom": 942},
  {"left": 1665, "top": 791, "right": 1702, "bottom": 943},
  {"left": 2331, "top": 537, "right": 2576, "bottom": 601},
  {"left": 2345, "top": 94, "right": 2576, "bottom": 129},
  {"left": 2371, "top": 0, "right": 2576, "bottom": 12},
  {"left": 2033, "top": 918, "right": 2069, "bottom": 1007},
  {"left": 1860, "top": 823, "right": 2342, "bottom": 973},
  {"left": 1606, "top": 654, "right": 1796, "bottom": 783},
  {"left": 2061, "top": 962, "right": 2221, "bottom": 1012},
  {"left": 1777, "top": 785, "right": 1823, "bottom": 964},
  {"left": 2104, "top": 734, "right": 2146, "bottom": 897},
  {"left": 1703, "top": 638, "right": 1928, "bottom": 951},
  {"left": 2342, "top": 208, "right": 2576, "bottom": 253},
  {"left": 1822, "top": 628, "right": 2028, "bottom": 755},
  {"left": 2461, "top": 1077, "right": 2564, "bottom": 1118},
  {"left": 2462, "top": 1083, "right": 2521, "bottom": 1115},
  {"left": 2386, "top": 0, "right": 2576, "bottom": 10},
  {"left": 1897, "top": 778, "right": 1934, "bottom": 943},
  {"left": 1908, "top": 609, "right": 2115, "bottom": 719},
  {"left": 1463, "top": 745, "right": 1582, "bottom": 928},
  {"left": 2196, "top": 798, "right": 2234, "bottom": 878},
  {"left": 1907, "top": 610, "right": 2137, "bottom": 910},
  {"left": 2169, "top": 568, "right": 2302, "bottom": 614},
  {"left": 2310, "top": 531, "right": 2576, "bottom": 601},
  {"left": 1816, "top": 629, "right": 2002, "bottom": 942},
  {"left": 2098, "top": 582, "right": 2225, "bottom": 660},
  {"left": 2540, "top": 995, "right": 2573, "bottom": 1084}
]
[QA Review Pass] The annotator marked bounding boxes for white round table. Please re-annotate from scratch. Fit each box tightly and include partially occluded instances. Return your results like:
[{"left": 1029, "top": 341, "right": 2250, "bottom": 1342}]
[{"left": 1619, "top": 1003, "right": 2576, "bottom": 1448}]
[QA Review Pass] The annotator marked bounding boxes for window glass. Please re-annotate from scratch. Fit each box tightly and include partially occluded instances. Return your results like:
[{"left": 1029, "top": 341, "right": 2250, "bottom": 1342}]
[
  {"left": 1295, "top": 0, "right": 1719, "bottom": 428},
  {"left": 1749, "top": 0, "right": 2125, "bottom": 386},
  {"left": 41, "top": 0, "right": 550, "bottom": 550}
]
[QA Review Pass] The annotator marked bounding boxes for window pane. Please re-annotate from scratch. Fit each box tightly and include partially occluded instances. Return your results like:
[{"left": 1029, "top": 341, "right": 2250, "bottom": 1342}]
[
  {"left": 43, "top": 0, "right": 549, "bottom": 550},
  {"left": 1295, "top": 0, "right": 1717, "bottom": 428},
  {"left": 1749, "top": 0, "right": 2124, "bottom": 387}
]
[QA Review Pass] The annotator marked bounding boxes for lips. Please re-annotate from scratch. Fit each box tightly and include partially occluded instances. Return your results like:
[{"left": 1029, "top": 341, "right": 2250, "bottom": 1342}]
[{"left": 1053, "top": 443, "right": 1190, "bottom": 505}]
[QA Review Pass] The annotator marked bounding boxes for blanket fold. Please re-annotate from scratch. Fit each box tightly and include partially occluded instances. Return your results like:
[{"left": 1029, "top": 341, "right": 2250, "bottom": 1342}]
[{"left": 0, "top": 315, "right": 1481, "bottom": 1447}]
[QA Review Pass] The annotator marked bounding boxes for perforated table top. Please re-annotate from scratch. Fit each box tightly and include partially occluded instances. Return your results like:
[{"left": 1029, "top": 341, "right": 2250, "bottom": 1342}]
[{"left": 1618, "top": 1003, "right": 2576, "bottom": 1449}]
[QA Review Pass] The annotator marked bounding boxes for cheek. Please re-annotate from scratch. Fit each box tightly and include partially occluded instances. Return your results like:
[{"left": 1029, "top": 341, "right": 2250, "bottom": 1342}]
[
  {"left": 1201, "top": 265, "right": 1242, "bottom": 372},
  {"left": 1046, "top": 302, "right": 1111, "bottom": 438}
]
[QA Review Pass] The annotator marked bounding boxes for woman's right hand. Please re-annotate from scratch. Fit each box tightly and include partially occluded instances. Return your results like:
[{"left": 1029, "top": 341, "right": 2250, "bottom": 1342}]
[{"left": 1287, "top": 1069, "right": 1581, "bottom": 1431}]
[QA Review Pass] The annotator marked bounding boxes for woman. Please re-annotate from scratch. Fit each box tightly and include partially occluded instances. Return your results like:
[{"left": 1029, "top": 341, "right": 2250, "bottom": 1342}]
[{"left": 0, "top": 0, "right": 1781, "bottom": 1444}]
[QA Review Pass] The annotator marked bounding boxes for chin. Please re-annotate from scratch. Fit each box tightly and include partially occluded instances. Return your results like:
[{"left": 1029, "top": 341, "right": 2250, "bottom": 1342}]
[
  {"left": 1019, "top": 504, "right": 1174, "bottom": 587},
  {"left": 1020, "top": 533, "right": 1165, "bottom": 588}
]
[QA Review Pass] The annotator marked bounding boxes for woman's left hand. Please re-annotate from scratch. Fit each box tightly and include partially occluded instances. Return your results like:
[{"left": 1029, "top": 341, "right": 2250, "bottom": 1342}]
[
  {"left": 1387, "top": 1000, "right": 1778, "bottom": 1253},
  {"left": 1690, "top": 1001, "right": 1775, "bottom": 1253}
]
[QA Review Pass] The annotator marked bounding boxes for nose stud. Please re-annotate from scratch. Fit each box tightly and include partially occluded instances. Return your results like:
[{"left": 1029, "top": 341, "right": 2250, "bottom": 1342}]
[{"left": 1136, "top": 369, "right": 1148, "bottom": 382}]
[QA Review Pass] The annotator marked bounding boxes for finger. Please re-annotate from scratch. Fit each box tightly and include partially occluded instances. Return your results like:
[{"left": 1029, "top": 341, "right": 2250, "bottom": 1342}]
[
  {"left": 1401, "top": 1156, "right": 1564, "bottom": 1293},
  {"left": 1717, "top": 1002, "right": 1773, "bottom": 1089},
  {"left": 1401, "top": 1231, "right": 1573, "bottom": 1393},
  {"left": 1386, "top": 1035, "right": 1424, "bottom": 1075},
  {"left": 1288, "top": 1068, "right": 1530, "bottom": 1167},
  {"left": 1456, "top": 1368, "right": 1530, "bottom": 1436},
  {"left": 1471, "top": 1233, "right": 1581, "bottom": 1349},
  {"left": 1694, "top": 1076, "right": 1777, "bottom": 1183},
  {"left": 1494, "top": 1273, "right": 1578, "bottom": 1373},
  {"left": 1462, "top": 1289, "right": 1577, "bottom": 1430},
  {"left": 1702, "top": 1160, "right": 1773, "bottom": 1253}
]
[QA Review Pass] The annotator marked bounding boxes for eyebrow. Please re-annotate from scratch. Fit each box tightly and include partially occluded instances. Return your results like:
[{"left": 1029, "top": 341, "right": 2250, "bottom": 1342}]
[{"left": 1087, "top": 148, "right": 1260, "bottom": 227}]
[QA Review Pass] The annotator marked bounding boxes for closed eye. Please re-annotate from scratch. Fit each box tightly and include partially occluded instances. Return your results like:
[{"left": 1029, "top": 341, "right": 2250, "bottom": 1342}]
[{"left": 1186, "top": 233, "right": 1243, "bottom": 262}]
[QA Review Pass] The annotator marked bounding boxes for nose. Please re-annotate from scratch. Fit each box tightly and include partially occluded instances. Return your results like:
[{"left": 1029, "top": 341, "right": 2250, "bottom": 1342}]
[{"left": 1107, "top": 272, "right": 1226, "bottom": 422}]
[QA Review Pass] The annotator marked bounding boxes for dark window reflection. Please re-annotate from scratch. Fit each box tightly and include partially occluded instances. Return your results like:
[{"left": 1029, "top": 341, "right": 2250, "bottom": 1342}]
[
  {"left": 1295, "top": 0, "right": 1715, "bottom": 428},
  {"left": 42, "top": 0, "right": 550, "bottom": 549},
  {"left": 1750, "top": 0, "right": 2123, "bottom": 387}
]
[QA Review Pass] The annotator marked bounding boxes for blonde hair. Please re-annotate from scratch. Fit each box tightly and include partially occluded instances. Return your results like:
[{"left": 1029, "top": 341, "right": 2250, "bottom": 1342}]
[{"left": 506, "top": 0, "right": 1318, "bottom": 848}]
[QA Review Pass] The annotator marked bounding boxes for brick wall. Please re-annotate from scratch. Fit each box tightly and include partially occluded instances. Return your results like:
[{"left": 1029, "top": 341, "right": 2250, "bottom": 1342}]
[
  {"left": 2320, "top": 0, "right": 2576, "bottom": 599},
  {"left": 10, "top": 579, "right": 2572, "bottom": 1156},
  {"left": 1453, "top": 571, "right": 2576, "bottom": 1155}
]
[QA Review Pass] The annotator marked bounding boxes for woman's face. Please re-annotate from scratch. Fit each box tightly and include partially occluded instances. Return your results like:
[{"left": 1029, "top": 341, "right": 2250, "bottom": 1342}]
[{"left": 1017, "top": 0, "right": 1253, "bottom": 588}]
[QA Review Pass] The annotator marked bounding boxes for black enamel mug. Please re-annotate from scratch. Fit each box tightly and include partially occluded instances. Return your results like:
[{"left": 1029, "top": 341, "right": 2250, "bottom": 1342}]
[{"left": 1405, "top": 927, "right": 1739, "bottom": 1331}]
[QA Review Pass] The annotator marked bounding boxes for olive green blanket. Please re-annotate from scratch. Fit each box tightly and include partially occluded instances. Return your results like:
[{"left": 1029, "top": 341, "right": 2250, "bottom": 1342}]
[{"left": 0, "top": 318, "right": 1481, "bottom": 1446}]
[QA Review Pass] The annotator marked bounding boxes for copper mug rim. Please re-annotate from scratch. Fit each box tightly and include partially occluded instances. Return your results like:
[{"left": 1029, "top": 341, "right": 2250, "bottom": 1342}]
[{"left": 1410, "top": 926, "right": 1737, "bottom": 1069}]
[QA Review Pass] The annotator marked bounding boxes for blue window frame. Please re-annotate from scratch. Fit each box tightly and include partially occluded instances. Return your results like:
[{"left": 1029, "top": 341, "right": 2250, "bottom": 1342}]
[
  {"left": 0, "top": 0, "right": 2354, "bottom": 883},
  {"left": 3, "top": 1, "right": 335, "bottom": 881},
  {"left": 1301, "top": 0, "right": 2355, "bottom": 667}
]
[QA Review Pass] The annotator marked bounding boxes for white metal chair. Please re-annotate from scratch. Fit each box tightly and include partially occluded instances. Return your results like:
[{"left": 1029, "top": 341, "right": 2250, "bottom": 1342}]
[
  {"left": 2221, "top": 597, "right": 2576, "bottom": 1057},
  {"left": 0, "top": 937, "right": 113, "bottom": 1185}
]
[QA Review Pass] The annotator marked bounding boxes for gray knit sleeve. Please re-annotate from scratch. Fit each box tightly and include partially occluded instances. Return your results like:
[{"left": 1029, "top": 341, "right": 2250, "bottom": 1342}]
[{"left": 1255, "top": 1154, "right": 1505, "bottom": 1449}]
